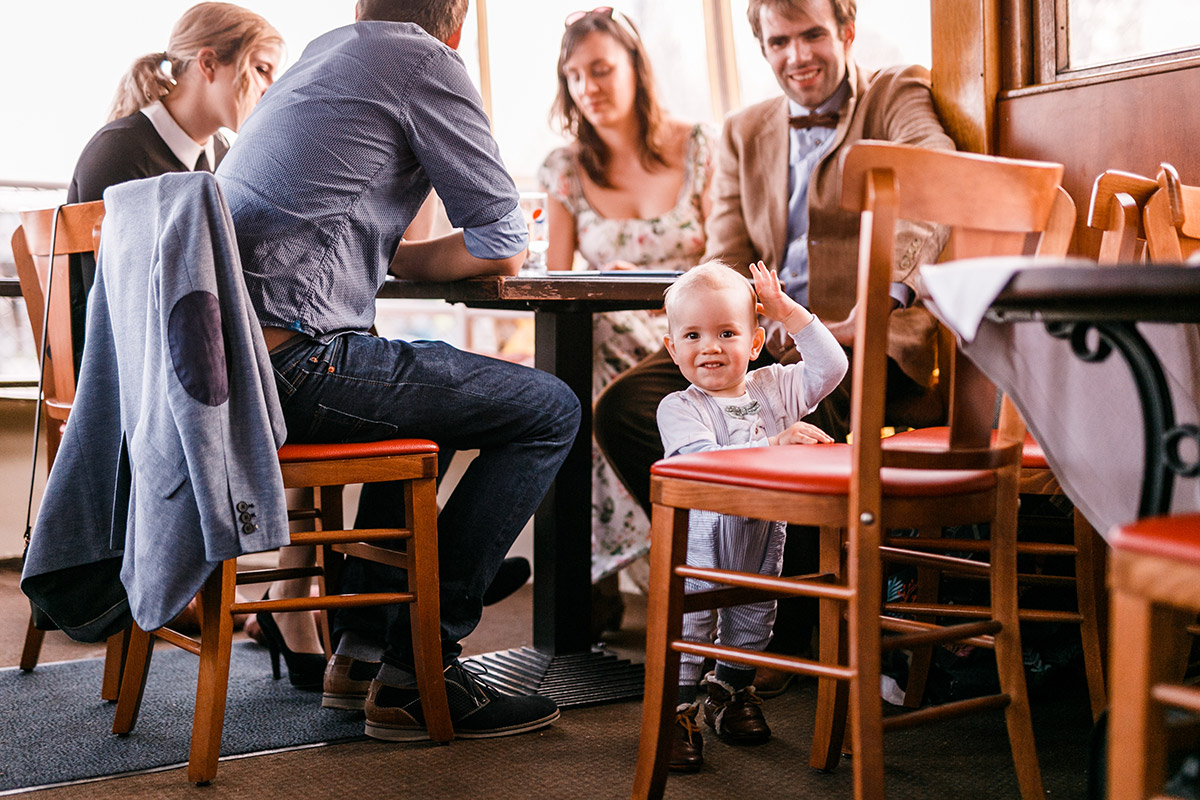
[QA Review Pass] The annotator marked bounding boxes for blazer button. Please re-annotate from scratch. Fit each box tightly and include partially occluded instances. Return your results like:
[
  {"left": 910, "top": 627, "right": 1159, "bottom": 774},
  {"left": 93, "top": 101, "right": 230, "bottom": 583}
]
[
  {"left": 242, "top": 523, "right": 257, "bottom": 534},
  {"left": 239, "top": 512, "right": 253, "bottom": 523},
  {"left": 236, "top": 502, "right": 249, "bottom": 512}
]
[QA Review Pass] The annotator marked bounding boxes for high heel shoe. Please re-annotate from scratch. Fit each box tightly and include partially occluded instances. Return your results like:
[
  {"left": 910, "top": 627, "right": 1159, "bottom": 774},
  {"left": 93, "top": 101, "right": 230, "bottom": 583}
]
[{"left": 255, "top": 610, "right": 327, "bottom": 691}]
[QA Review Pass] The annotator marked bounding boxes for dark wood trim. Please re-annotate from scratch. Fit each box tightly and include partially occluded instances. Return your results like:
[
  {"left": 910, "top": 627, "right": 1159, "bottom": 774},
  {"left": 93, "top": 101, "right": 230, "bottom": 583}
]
[{"left": 1004, "top": 51, "right": 1200, "bottom": 98}]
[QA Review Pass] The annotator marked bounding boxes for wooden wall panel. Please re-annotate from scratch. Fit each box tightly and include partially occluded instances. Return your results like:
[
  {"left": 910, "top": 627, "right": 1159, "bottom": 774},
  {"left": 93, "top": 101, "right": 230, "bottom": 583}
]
[{"left": 998, "top": 65, "right": 1200, "bottom": 257}]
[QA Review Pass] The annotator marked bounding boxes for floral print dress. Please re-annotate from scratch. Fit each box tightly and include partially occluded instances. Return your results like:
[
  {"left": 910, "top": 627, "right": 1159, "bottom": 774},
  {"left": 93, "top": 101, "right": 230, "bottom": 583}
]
[{"left": 538, "top": 123, "right": 716, "bottom": 581}]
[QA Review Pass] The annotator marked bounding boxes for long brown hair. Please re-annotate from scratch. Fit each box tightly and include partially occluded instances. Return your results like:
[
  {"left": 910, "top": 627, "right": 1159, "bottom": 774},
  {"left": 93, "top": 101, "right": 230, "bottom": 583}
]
[
  {"left": 107, "top": 2, "right": 283, "bottom": 122},
  {"left": 550, "top": 9, "right": 669, "bottom": 189}
]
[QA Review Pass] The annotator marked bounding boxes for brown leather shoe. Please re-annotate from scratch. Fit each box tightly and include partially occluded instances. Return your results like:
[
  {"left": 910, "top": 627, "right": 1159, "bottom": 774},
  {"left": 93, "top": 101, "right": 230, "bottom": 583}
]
[
  {"left": 322, "top": 655, "right": 379, "bottom": 710},
  {"left": 752, "top": 665, "right": 796, "bottom": 698},
  {"left": 700, "top": 673, "right": 771, "bottom": 744},
  {"left": 668, "top": 703, "right": 704, "bottom": 772}
]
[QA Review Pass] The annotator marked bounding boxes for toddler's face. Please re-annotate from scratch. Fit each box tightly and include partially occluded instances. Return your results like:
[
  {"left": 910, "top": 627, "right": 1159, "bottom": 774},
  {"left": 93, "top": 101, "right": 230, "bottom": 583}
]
[{"left": 665, "top": 286, "right": 763, "bottom": 398}]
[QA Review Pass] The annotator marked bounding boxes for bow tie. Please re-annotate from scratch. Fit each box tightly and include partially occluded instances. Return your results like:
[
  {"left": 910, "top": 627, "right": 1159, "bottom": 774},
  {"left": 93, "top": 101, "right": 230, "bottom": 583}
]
[{"left": 789, "top": 112, "right": 839, "bottom": 130}]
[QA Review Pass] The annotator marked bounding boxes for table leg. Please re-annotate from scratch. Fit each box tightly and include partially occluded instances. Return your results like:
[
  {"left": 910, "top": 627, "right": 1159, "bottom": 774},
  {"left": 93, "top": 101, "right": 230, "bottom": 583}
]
[{"left": 464, "top": 307, "right": 644, "bottom": 706}]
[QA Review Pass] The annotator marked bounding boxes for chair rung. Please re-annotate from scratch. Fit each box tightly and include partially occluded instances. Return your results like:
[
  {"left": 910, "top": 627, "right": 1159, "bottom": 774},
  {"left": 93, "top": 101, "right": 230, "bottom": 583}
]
[
  {"left": 287, "top": 508, "right": 322, "bottom": 522},
  {"left": 879, "top": 546, "right": 991, "bottom": 576},
  {"left": 882, "top": 693, "right": 1011, "bottom": 731},
  {"left": 289, "top": 528, "right": 412, "bottom": 545},
  {"left": 671, "top": 640, "right": 855, "bottom": 682},
  {"left": 154, "top": 627, "right": 201, "bottom": 655},
  {"left": 235, "top": 567, "right": 323, "bottom": 585},
  {"left": 674, "top": 565, "right": 852, "bottom": 601},
  {"left": 682, "top": 585, "right": 790, "bottom": 614},
  {"left": 333, "top": 542, "right": 408, "bottom": 569},
  {"left": 884, "top": 602, "right": 1085, "bottom": 626},
  {"left": 884, "top": 536, "right": 1078, "bottom": 558},
  {"left": 1151, "top": 683, "right": 1200, "bottom": 714},
  {"left": 880, "top": 617, "right": 1000, "bottom": 650},
  {"left": 233, "top": 592, "right": 414, "bottom": 614}
]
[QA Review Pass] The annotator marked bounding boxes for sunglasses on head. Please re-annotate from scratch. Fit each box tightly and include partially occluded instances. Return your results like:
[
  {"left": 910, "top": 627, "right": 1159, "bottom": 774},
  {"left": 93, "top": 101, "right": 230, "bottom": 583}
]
[{"left": 564, "top": 6, "right": 639, "bottom": 39}]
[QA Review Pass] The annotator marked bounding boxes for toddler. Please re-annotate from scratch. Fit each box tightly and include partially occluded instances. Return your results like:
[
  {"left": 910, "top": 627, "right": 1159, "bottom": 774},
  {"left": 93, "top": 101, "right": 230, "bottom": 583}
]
[{"left": 657, "top": 260, "right": 848, "bottom": 771}]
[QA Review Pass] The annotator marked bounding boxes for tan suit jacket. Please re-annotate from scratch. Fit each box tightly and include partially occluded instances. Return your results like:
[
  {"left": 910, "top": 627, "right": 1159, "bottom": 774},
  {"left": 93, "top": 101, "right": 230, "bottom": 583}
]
[{"left": 703, "top": 61, "right": 955, "bottom": 389}]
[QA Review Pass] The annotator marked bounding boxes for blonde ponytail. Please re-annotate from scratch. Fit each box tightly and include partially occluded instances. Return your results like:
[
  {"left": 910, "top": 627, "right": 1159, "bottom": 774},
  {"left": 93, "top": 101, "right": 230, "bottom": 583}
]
[
  {"left": 107, "top": 52, "right": 174, "bottom": 122},
  {"left": 102, "top": 3, "right": 282, "bottom": 123}
]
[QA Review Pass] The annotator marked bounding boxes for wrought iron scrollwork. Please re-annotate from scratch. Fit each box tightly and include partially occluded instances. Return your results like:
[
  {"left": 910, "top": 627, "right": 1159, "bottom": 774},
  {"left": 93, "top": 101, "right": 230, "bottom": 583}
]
[{"left": 1046, "top": 320, "right": 1180, "bottom": 518}]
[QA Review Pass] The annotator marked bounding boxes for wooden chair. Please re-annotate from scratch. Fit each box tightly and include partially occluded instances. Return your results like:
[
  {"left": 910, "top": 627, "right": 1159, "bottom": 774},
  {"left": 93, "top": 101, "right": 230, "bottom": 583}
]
[
  {"left": 896, "top": 168, "right": 1158, "bottom": 723},
  {"left": 10, "top": 201, "right": 127, "bottom": 698},
  {"left": 1087, "top": 168, "right": 1157, "bottom": 263},
  {"left": 632, "top": 141, "right": 1070, "bottom": 799},
  {"left": 1107, "top": 513, "right": 1200, "bottom": 799},
  {"left": 112, "top": 438, "right": 454, "bottom": 784},
  {"left": 1144, "top": 163, "right": 1200, "bottom": 262},
  {"left": 55, "top": 181, "right": 453, "bottom": 785}
]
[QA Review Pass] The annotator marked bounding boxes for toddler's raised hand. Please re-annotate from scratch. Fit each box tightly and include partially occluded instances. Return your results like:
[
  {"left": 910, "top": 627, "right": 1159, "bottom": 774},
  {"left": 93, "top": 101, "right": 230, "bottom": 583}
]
[{"left": 750, "top": 261, "right": 811, "bottom": 332}]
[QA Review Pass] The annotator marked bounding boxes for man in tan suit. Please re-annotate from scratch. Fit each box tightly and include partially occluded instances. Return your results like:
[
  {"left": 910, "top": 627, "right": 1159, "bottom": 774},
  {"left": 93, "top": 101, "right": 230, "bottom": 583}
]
[{"left": 593, "top": 0, "right": 955, "bottom": 726}]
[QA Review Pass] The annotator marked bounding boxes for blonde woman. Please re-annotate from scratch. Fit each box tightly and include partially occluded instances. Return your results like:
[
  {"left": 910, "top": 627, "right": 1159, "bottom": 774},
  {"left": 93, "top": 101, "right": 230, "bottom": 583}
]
[{"left": 63, "top": 4, "right": 325, "bottom": 689}]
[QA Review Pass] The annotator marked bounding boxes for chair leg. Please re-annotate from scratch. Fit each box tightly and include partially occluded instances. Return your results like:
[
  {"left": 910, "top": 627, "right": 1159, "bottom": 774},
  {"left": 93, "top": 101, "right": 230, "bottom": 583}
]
[
  {"left": 811, "top": 525, "right": 849, "bottom": 771},
  {"left": 112, "top": 624, "right": 155, "bottom": 735},
  {"left": 850, "top": 523, "right": 886, "bottom": 800},
  {"left": 1107, "top": 591, "right": 1190, "bottom": 799},
  {"left": 902, "top": 526, "right": 943, "bottom": 709},
  {"left": 406, "top": 477, "right": 452, "bottom": 743},
  {"left": 1073, "top": 511, "right": 1108, "bottom": 721},
  {"left": 989, "top": 477, "right": 1045, "bottom": 800},
  {"left": 18, "top": 614, "right": 45, "bottom": 672},
  {"left": 101, "top": 628, "right": 131, "bottom": 701},
  {"left": 188, "top": 562, "right": 237, "bottom": 785},
  {"left": 632, "top": 504, "right": 689, "bottom": 800}
]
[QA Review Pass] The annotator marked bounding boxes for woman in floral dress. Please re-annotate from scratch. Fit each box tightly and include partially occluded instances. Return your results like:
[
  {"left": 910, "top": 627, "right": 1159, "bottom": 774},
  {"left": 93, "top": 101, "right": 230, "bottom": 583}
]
[{"left": 539, "top": 8, "right": 715, "bottom": 633}]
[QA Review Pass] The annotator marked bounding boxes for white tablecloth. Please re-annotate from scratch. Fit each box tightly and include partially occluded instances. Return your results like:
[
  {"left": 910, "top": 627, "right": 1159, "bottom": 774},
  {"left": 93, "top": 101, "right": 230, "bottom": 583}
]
[{"left": 921, "top": 258, "right": 1200, "bottom": 538}]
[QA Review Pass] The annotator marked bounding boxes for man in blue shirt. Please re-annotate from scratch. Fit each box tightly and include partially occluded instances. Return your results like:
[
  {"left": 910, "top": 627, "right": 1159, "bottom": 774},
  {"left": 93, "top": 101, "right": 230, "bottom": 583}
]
[{"left": 218, "top": 0, "right": 580, "bottom": 742}]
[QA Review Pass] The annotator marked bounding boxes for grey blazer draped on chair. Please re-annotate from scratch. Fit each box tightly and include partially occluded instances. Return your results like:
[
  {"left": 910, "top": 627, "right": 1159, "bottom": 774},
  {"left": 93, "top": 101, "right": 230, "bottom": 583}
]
[{"left": 22, "top": 171, "right": 289, "bottom": 641}]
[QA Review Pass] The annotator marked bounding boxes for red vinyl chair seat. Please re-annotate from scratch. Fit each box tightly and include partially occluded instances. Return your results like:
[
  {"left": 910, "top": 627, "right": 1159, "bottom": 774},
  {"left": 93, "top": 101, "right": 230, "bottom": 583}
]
[
  {"left": 1110, "top": 513, "right": 1200, "bottom": 563},
  {"left": 886, "top": 426, "right": 1048, "bottom": 470},
  {"left": 277, "top": 438, "right": 439, "bottom": 463},
  {"left": 651, "top": 442, "right": 995, "bottom": 498}
]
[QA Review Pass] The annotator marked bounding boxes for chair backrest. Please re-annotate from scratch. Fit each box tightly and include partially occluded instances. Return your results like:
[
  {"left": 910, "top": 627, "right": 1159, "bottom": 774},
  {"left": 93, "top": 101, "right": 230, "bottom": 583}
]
[
  {"left": 838, "top": 142, "right": 1074, "bottom": 492},
  {"left": 1144, "top": 162, "right": 1200, "bottom": 262},
  {"left": 1086, "top": 169, "right": 1157, "bottom": 264},
  {"left": 11, "top": 201, "right": 106, "bottom": 461}
]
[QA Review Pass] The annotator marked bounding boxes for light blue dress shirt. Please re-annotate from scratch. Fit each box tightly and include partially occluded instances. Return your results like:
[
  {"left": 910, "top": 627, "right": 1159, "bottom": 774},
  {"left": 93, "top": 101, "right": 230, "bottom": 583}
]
[{"left": 218, "top": 21, "right": 526, "bottom": 341}]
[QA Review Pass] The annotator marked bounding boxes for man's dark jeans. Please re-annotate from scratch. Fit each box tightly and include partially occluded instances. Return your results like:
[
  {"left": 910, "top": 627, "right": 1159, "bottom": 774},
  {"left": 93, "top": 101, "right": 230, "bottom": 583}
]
[{"left": 270, "top": 332, "right": 580, "bottom": 667}]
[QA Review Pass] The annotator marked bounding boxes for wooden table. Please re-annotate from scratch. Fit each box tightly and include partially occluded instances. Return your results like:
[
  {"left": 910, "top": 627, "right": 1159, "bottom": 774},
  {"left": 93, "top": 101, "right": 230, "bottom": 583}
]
[
  {"left": 383, "top": 271, "right": 677, "bottom": 705},
  {"left": 922, "top": 260, "right": 1200, "bottom": 534}
]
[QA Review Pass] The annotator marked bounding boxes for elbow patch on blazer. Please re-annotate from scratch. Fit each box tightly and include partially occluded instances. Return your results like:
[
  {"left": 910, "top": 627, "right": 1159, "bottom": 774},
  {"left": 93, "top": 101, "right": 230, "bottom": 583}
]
[{"left": 169, "top": 291, "right": 229, "bottom": 406}]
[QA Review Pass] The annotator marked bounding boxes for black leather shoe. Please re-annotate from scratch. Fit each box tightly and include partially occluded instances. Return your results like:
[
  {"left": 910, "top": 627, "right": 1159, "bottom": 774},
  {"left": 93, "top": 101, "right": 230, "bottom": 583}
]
[
  {"left": 668, "top": 703, "right": 704, "bottom": 772},
  {"left": 701, "top": 673, "right": 771, "bottom": 744}
]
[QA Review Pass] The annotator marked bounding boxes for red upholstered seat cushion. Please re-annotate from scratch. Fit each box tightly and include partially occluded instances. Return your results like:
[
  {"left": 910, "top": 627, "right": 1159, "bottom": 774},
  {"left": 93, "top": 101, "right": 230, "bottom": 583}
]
[
  {"left": 886, "top": 426, "right": 1047, "bottom": 470},
  {"left": 1110, "top": 513, "right": 1200, "bottom": 564},
  {"left": 277, "top": 438, "right": 438, "bottom": 463},
  {"left": 651, "top": 442, "right": 995, "bottom": 498}
]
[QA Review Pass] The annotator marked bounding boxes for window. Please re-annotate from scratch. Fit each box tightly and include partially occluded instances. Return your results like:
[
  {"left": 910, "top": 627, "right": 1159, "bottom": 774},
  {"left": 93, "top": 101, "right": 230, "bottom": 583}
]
[{"left": 1064, "top": 0, "right": 1200, "bottom": 72}]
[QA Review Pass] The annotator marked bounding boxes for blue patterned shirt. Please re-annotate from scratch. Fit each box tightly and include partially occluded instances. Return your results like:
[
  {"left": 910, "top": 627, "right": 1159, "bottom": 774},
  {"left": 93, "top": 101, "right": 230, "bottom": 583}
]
[{"left": 218, "top": 21, "right": 526, "bottom": 340}]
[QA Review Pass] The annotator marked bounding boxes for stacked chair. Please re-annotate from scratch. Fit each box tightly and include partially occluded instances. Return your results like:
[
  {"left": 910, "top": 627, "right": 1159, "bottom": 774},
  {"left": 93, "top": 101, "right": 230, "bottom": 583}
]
[{"left": 633, "top": 141, "right": 1076, "bottom": 799}]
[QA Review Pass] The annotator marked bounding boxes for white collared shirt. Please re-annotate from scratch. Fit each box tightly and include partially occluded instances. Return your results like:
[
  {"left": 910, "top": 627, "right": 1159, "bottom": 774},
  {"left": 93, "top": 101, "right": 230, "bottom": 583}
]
[{"left": 141, "top": 100, "right": 216, "bottom": 171}]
